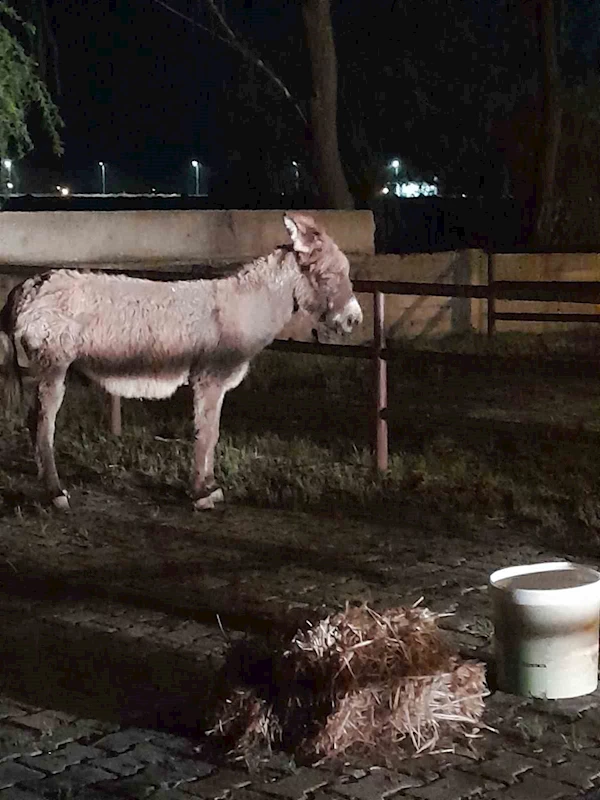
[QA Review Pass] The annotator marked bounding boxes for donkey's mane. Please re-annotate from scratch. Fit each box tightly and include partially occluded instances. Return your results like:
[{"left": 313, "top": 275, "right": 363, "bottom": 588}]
[{"left": 193, "top": 244, "right": 292, "bottom": 284}]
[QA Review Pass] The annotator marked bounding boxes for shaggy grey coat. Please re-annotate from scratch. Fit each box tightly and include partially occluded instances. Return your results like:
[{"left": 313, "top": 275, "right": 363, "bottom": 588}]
[{"left": 0, "top": 213, "right": 362, "bottom": 509}]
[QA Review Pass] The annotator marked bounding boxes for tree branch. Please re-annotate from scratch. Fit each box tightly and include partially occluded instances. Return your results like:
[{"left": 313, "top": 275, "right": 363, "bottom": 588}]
[
  {"left": 153, "top": 0, "right": 307, "bottom": 127},
  {"left": 153, "top": 0, "right": 227, "bottom": 44},
  {"left": 203, "top": 0, "right": 307, "bottom": 126}
]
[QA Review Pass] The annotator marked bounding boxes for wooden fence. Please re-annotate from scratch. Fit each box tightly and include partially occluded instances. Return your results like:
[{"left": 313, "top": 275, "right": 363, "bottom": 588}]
[
  {"left": 3, "top": 256, "right": 600, "bottom": 470},
  {"left": 270, "top": 270, "right": 600, "bottom": 473}
]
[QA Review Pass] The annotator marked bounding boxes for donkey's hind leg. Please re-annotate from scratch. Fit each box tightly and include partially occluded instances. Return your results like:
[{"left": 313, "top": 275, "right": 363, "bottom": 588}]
[{"left": 31, "top": 367, "right": 70, "bottom": 509}]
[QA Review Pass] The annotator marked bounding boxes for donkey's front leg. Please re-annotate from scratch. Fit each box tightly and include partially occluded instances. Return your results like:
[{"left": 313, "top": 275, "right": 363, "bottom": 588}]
[
  {"left": 30, "top": 367, "right": 70, "bottom": 510},
  {"left": 191, "top": 378, "right": 227, "bottom": 510},
  {"left": 191, "top": 365, "right": 248, "bottom": 511}
]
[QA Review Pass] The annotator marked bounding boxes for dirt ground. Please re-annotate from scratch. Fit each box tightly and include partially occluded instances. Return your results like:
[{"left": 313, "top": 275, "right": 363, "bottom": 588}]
[{"left": 1, "top": 349, "right": 600, "bottom": 795}]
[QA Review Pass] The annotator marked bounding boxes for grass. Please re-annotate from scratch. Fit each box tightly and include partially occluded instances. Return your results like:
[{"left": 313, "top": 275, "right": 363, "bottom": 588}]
[{"left": 3, "top": 330, "right": 600, "bottom": 549}]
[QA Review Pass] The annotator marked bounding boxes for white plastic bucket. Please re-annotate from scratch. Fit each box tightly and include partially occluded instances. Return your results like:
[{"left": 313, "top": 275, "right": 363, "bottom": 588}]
[{"left": 489, "top": 561, "right": 600, "bottom": 699}]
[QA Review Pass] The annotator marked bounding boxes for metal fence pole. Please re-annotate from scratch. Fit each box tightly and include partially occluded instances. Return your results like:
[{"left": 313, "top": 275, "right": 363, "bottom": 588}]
[
  {"left": 372, "top": 290, "right": 388, "bottom": 472},
  {"left": 110, "top": 394, "right": 122, "bottom": 437}
]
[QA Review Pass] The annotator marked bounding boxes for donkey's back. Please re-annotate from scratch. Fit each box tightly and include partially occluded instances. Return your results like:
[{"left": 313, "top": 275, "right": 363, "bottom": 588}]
[{"left": 9, "top": 269, "right": 221, "bottom": 399}]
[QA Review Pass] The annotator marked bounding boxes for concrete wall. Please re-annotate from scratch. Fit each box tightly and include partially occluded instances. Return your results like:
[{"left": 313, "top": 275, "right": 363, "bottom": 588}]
[
  {"left": 0, "top": 209, "right": 374, "bottom": 268},
  {"left": 1, "top": 208, "right": 600, "bottom": 344}
]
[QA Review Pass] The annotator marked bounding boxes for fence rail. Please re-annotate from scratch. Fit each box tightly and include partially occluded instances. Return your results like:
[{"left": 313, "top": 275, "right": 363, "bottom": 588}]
[{"left": 2, "top": 256, "right": 600, "bottom": 469}]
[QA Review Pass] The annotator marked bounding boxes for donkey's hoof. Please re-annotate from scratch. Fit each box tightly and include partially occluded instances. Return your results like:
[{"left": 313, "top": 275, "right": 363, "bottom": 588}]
[
  {"left": 193, "top": 487, "right": 224, "bottom": 511},
  {"left": 52, "top": 491, "right": 70, "bottom": 511}
]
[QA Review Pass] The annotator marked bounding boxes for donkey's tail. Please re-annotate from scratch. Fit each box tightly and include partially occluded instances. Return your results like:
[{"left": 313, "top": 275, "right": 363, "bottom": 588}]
[{"left": 0, "top": 294, "right": 24, "bottom": 410}]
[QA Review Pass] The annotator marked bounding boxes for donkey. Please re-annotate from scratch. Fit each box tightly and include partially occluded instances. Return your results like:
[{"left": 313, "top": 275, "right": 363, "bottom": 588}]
[{"left": 0, "top": 213, "right": 362, "bottom": 510}]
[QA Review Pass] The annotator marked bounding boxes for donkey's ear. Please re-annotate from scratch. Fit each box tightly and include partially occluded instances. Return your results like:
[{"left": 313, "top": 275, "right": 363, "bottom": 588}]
[{"left": 283, "top": 213, "right": 318, "bottom": 254}]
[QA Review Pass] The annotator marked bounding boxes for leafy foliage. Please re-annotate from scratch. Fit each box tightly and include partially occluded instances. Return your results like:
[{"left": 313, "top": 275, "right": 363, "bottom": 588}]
[{"left": 0, "top": 0, "right": 62, "bottom": 158}]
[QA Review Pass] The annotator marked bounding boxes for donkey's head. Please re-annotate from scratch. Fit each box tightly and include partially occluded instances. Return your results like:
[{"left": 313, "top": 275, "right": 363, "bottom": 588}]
[{"left": 284, "top": 213, "right": 363, "bottom": 336}]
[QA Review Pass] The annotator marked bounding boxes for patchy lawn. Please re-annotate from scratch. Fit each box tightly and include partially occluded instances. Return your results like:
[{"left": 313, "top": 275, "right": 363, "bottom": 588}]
[{"left": 2, "top": 331, "right": 600, "bottom": 559}]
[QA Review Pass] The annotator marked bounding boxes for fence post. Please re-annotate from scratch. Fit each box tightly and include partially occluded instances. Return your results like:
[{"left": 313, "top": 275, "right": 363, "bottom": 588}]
[
  {"left": 110, "top": 394, "right": 122, "bottom": 437},
  {"left": 372, "top": 290, "right": 388, "bottom": 472},
  {"left": 487, "top": 252, "right": 496, "bottom": 338}
]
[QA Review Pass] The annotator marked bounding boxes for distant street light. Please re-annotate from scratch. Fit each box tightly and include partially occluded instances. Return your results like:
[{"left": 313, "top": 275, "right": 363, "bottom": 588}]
[
  {"left": 390, "top": 159, "right": 400, "bottom": 196},
  {"left": 3, "top": 159, "right": 13, "bottom": 192},
  {"left": 191, "top": 160, "right": 200, "bottom": 195},
  {"left": 99, "top": 161, "right": 106, "bottom": 194},
  {"left": 60, "top": 186, "right": 70, "bottom": 196}
]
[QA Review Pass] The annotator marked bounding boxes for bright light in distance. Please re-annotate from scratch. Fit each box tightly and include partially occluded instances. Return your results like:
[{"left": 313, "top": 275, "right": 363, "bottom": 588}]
[
  {"left": 3, "top": 159, "right": 11, "bottom": 169},
  {"left": 398, "top": 181, "right": 438, "bottom": 198},
  {"left": 381, "top": 186, "right": 390, "bottom": 195},
  {"left": 98, "top": 161, "right": 104, "bottom": 167},
  {"left": 60, "top": 187, "right": 70, "bottom": 196},
  {"left": 191, "top": 160, "right": 199, "bottom": 167},
  {"left": 390, "top": 159, "right": 400, "bottom": 169},
  {"left": 6, "top": 182, "right": 13, "bottom": 190}
]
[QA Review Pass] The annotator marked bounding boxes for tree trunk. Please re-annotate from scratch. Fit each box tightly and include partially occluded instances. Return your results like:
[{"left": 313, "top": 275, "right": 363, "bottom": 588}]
[
  {"left": 301, "top": 0, "right": 354, "bottom": 209},
  {"left": 530, "top": 0, "right": 561, "bottom": 245}
]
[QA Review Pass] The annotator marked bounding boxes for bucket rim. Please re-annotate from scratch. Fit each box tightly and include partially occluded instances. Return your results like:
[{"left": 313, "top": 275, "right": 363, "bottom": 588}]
[{"left": 490, "top": 561, "right": 600, "bottom": 597}]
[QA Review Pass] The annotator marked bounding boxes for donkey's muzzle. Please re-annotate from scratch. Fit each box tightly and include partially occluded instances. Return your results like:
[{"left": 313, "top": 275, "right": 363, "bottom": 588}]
[{"left": 333, "top": 295, "right": 363, "bottom": 335}]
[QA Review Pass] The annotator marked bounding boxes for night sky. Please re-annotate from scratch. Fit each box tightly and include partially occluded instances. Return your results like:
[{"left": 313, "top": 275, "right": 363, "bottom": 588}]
[
  {"left": 26, "top": 0, "right": 308, "bottom": 194},
  {"left": 18, "top": 0, "right": 600, "bottom": 197}
]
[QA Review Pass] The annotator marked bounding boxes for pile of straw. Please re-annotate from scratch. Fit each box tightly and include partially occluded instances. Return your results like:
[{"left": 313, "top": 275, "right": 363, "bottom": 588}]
[{"left": 208, "top": 603, "right": 488, "bottom": 761}]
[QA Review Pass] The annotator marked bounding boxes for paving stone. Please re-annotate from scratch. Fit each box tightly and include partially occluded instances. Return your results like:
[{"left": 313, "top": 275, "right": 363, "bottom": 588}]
[
  {"left": 579, "top": 788, "right": 600, "bottom": 800},
  {"left": 535, "top": 755, "right": 600, "bottom": 789},
  {"left": 95, "top": 729, "right": 155, "bottom": 753},
  {"left": 147, "top": 732, "right": 200, "bottom": 757},
  {"left": 0, "top": 703, "right": 33, "bottom": 722},
  {"left": 30, "top": 764, "right": 116, "bottom": 795},
  {"left": 183, "top": 769, "right": 253, "bottom": 798},
  {"left": 97, "top": 751, "right": 149, "bottom": 777},
  {"left": 20, "top": 742, "right": 102, "bottom": 774},
  {"left": 231, "top": 791, "right": 281, "bottom": 800},
  {"left": 536, "top": 695, "right": 600, "bottom": 719},
  {"left": 260, "top": 768, "right": 331, "bottom": 798},
  {"left": 473, "top": 752, "right": 539, "bottom": 783},
  {"left": 98, "top": 763, "right": 204, "bottom": 798},
  {"left": 565, "top": 710, "right": 600, "bottom": 746},
  {"left": 383, "top": 756, "right": 438, "bottom": 784},
  {"left": 127, "top": 742, "right": 190, "bottom": 765},
  {"left": 0, "top": 788, "right": 41, "bottom": 799},
  {"left": 486, "top": 691, "right": 531, "bottom": 714},
  {"left": 151, "top": 790, "right": 205, "bottom": 800},
  {"left": 15, "top": 710, "right": 74, "bottom": 733},
  {"left": 406, "top": 769, "right": 499, "bottom": 800},
  {"left": 489, "top": 774, "right": 577, "bottom": 800},
  {"left": 34, "top": 718, "right": 109, "bottom": 752},
  {"left": 0, "top": 761, "right": 45, "bottom": 790},
  {"left": 333, "top": 769, "right": 423, "bottom": 800},
  {"left": 514, "top": 739, "right": 570, "bottom": 766},
  {"left": 0, "top": 727, "right": 42, "bottom": 762}
]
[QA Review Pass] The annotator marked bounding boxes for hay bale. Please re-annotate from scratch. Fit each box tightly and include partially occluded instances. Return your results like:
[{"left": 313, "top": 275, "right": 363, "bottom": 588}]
[{"left": 208, "top": 603, "right": 488, "bottom": 762}]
